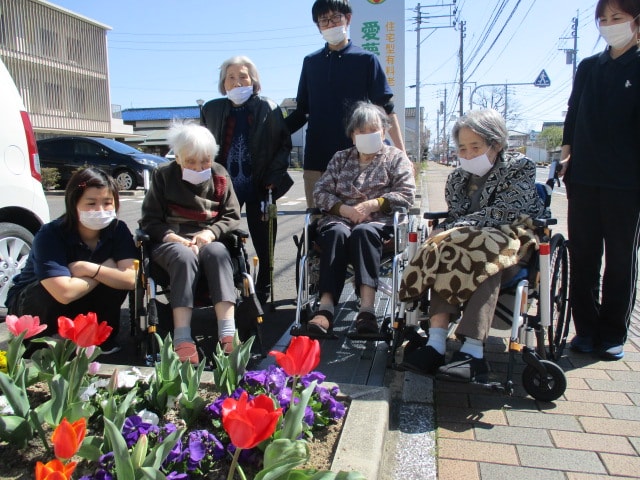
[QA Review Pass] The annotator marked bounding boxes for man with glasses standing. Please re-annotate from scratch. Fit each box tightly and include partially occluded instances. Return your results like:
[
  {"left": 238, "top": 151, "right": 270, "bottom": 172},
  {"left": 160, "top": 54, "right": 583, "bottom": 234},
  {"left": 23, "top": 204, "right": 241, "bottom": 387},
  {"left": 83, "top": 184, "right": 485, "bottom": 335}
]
[{"left": 285, "top": 0, "right": 405, "bottom": 207}]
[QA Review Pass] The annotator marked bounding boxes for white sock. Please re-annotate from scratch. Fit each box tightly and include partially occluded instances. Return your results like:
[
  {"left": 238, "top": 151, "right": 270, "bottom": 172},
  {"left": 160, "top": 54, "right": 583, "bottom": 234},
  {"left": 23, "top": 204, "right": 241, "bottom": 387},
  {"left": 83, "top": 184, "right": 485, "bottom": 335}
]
[
  {"left": 460, "top": 337, "right": 484, "bottom": 359},
  {"left": 218, "top": 318, "right": 236, "bottom": 340},
  {"left": 426, "top": 328, "right": 447, "bottom": 355}
]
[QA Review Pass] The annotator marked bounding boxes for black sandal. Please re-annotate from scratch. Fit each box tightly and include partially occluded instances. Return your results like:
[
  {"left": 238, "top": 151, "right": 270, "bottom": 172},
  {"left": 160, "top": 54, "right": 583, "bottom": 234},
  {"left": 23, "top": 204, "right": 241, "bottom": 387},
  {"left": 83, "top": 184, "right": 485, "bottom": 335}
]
[
  {"left": 306, "top": 310, "right": 334, "bottom": 336},
  {"left": 355, "top": 311, "right": 379, "bottom": 335}
]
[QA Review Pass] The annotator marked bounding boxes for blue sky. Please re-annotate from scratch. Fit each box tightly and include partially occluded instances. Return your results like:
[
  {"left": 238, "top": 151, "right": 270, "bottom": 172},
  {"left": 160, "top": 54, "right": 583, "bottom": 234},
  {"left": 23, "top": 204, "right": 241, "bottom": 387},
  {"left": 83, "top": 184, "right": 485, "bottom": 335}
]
[{"left": 50, "top": 0, "right": 602, "bottom": 136}]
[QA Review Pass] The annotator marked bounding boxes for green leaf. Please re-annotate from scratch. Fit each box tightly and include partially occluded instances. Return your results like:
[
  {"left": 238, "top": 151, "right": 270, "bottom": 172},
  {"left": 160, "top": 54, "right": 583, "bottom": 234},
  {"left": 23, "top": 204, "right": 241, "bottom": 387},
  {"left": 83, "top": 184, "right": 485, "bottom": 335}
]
[
  {"left": 281, "top": 381, "right": 316, "bottom": 441},
  {"left": 138, "top": 466, "right": 168, "bottom": 479},
  {"left": 104, "top": 417, "right": 136, "bottom": 480},
  {"left": 0, "top": 415, "right": 32, "bottom": 448},
  {"left": 142, "top": 428, "right": 184, "bottom": 469},
  {"left": 76, "top": 435, "right": 104, "bottom": 462},
  {"left": 0, "top": 370, "right": 30, "bottom": 418},
  {"left": 263, "top": 438, "right": 309, "bottom": 470}
]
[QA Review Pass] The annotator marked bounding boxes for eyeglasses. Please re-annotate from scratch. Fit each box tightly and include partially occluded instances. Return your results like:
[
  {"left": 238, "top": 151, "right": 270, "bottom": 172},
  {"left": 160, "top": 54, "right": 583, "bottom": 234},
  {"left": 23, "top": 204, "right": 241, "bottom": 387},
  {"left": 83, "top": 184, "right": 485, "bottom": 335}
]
[{"left": 317, "top": 13, "right": 344, "bottom": 28}]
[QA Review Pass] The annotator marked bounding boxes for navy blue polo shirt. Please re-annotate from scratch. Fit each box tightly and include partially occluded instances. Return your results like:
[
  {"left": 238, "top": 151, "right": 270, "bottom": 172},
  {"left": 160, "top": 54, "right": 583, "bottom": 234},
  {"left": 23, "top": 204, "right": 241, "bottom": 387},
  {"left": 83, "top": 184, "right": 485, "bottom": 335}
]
[
  {"left": 294, "top": 40, "right": 394, "bottom": 172},
  {"left": 562, "top": 46, "right": 640, "bottom": 190},
  {"left": 6, "top": 217, "right": 137, "bottom": 307}
]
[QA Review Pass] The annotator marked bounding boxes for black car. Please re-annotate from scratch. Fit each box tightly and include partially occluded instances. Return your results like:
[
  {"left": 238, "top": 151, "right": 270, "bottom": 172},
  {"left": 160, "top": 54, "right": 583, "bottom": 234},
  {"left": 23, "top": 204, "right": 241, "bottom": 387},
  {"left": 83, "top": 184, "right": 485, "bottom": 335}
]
[{"left": 37, "top": 136, "right": 168, "bottom": 190}]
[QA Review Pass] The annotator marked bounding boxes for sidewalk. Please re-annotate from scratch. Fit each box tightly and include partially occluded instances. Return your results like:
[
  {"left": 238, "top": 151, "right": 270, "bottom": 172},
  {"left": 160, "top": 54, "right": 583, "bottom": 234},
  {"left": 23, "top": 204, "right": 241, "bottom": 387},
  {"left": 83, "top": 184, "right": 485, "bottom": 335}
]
[{"left": 422, "top": 161, "right": 640, "bottom": 480}]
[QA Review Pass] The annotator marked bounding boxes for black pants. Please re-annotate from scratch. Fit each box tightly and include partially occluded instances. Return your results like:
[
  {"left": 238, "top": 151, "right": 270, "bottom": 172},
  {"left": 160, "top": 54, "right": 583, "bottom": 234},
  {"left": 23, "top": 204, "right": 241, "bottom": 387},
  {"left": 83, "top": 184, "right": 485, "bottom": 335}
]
[
  {"left": 244, "top": 200, "right": 276, "bottom": 292},
  {"left": 7, "top": 281, "right": 127, "bottom": 340},
  {"left": 568, "top": 184, "right": 640, "bottom": 346},
  {"left": 318, "top": 222, "right": 385, "bottom": 303}
]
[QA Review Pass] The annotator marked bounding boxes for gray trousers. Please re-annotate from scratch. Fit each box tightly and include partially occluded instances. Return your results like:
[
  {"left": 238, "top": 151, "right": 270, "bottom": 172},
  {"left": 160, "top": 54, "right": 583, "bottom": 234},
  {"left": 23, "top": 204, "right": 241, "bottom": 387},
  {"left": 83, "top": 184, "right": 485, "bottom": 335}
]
[
  {"left": 429, "top": 263, "right": 522, "bottom": 342},
  {"left": 151, "top": 241, "right": 236, "bottom": 308}
]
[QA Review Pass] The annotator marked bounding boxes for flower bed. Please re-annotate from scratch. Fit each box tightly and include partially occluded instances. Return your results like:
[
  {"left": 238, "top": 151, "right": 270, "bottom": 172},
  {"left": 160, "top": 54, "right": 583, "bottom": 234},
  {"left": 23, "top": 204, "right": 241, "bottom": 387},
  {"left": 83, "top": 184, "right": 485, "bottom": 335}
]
[{"left": 0, "top": 313, "right": 363, "bottom": 480}]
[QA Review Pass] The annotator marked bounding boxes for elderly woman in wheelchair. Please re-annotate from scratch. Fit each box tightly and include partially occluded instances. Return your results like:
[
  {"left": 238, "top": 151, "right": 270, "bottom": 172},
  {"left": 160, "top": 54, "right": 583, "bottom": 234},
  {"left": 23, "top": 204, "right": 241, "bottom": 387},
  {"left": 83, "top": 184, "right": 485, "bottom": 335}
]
[
  {"left": 139, "top": 122, "right": 241, "bottom": 363},
  {"left": 399, "top": 109, "right": 547, "bottom": 383},
  {"left": 302, "top": 101, "right": 415, "bottom": 338}
]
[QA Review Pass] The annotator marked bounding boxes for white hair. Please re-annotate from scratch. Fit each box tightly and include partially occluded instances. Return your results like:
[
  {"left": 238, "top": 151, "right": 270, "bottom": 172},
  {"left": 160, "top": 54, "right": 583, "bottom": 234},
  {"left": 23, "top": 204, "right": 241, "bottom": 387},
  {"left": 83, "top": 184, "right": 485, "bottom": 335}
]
[{"left": 167, "top": 121, "right": 218, "bottom": 164}]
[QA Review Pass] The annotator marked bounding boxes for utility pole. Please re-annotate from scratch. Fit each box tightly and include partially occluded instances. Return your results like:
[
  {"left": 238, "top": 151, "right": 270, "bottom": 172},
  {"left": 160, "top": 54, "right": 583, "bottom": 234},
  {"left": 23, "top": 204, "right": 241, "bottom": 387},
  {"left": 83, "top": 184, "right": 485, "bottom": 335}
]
[
  {"left": 442, "top": 88, "right": 448, "bottom": 160},
  {"left": 561, "top": 12, "right": 579, "bottom": 82},
  {"left": 412, "top": 2, "right": 457, "bottom": 163},
  {"left": 458, "top": 20, "right": 466, "bottom": 118},
  {"left": 415, "top": 4, "right": 422, "bottom": 163}
]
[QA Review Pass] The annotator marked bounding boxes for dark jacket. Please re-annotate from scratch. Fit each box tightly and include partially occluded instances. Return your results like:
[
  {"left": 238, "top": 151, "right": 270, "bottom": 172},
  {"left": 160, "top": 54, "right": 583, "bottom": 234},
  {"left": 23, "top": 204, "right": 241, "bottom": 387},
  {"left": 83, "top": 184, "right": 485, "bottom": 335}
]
[{"left": 200, "top": 95, "right": 293, "bottom": 200}]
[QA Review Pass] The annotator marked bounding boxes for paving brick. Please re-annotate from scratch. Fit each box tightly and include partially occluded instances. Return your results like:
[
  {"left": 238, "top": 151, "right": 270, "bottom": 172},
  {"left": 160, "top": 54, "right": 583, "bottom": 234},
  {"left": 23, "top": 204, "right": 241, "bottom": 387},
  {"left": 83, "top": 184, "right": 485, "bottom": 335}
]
[
  {"left": 538, "top": 399, "right": 609, "bottom": 417},
  {"left": 437, "top": 459, "right": 479, "bottom": 480},
  {"left": 600, "top": 452, "right": 640, "bottom": 477},
  {"left": 438, "top": 438, "right": 519, "bottom": 464},
  {"left": 468, "top": 393, "right": 538, "bottom": 412},
  {"left": 579, "top": 416, "right": 640, "bottom": 436},
  {"left": 627, "top": 436, "right": 640, "bottom": 455},
  {"left": 550, "top": 430, "right": 636, "bottom": 455},
  {"left": 563, "top": 388, "right": 633, "bottom": 405},
  {"left": 624, "top": 361, "right": 640, "bottom": 372},
  {"left": 435, "top": 391, "right": 469, "bottom": 409},
  {"left": 436, "top": 406, "right": 508, "bottom": 426},
  {"left": 473, "top": 424, "right": 553, "bottom": 447},
  {"left": 437, "top": 422, "right": 475, "bottom": 440},
  {"left": 479, "top": 463, "right": 566, "bottom": 480},
  {"left": 564, "top": 368, "right": 610, "bottom": 380},
  {"left": 517, "top": 445, "right": 606, "bottom": 474},
  {"left": 565, "top": 376, "right": 591, "bottom": 390},
  {"left": 606, "top": 370, "right": 640, "bottom": 382},
  {"left": 505, "top": 410, "right": 583, "bottom": 431},
  {"left": 566, "top": 474, "right": 639, "bottom": 480},
  {"left": 605, "top": 404, "right": 640, "bottom": 421}
]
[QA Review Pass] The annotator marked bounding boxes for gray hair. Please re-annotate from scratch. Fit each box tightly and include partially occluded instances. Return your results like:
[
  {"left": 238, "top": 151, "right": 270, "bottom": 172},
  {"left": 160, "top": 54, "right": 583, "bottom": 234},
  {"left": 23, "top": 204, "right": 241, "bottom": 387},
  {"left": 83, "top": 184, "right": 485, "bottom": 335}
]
[
  {"left": 217, "top": 55, "right": 261, "bottom": 96},
  {"left": 451, "top": 109, "right": 508, "bottom": 152},
  {"left": 345, "top": 101, "right": 389, "bottom": 138},
  {"left": 167, "top": 121, "right": 219, "bottom": 164}
]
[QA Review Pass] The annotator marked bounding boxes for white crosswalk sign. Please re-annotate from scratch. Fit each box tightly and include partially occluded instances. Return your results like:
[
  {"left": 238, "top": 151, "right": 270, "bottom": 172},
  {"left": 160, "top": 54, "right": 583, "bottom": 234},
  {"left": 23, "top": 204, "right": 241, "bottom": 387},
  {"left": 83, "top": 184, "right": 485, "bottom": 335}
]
[{"left": 534, "top": 69, "right": 551, "bottom": 87}]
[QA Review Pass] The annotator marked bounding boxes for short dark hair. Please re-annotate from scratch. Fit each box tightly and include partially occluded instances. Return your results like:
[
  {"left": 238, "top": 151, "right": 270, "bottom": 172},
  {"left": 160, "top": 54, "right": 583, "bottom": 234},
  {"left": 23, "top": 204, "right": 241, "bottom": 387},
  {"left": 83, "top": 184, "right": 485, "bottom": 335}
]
[
  {"left": 595, "top": 0, "right": 640, "bottom": 24},
  {"left": 312, "top": 0, "right": 352, "bottom": 23},
  {"left": 63, "top": 167, "right": 120, "bottom": 230}
]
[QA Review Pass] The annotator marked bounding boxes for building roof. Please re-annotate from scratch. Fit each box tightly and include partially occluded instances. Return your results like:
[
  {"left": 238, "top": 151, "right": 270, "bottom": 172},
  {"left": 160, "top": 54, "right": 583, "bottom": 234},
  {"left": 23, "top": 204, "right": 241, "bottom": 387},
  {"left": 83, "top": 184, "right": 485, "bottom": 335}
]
[{"left": 121, "top": 107, "right": 201, "bottom": 122}]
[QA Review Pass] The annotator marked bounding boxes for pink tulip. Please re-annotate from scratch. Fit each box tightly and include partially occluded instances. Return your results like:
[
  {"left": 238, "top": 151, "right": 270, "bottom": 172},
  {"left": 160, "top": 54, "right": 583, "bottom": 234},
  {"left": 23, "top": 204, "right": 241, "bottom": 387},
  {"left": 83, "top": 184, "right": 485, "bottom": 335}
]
[{"left": 5, "top": 315, "right": 47, "bottom": 339}]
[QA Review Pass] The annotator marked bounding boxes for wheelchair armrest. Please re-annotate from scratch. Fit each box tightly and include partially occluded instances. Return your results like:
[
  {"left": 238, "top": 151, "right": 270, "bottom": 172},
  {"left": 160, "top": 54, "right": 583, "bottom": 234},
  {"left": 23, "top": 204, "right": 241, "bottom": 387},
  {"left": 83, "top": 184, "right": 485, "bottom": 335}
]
[
  {"left": 533, "top": 217, "right": 557, "bottom": 228},
  {"left": 135, "top": 229, "right": 150, "bottom": 243},
  {"left": 423, "top": 211, "right": 449, "bottom": 220},
  {"left": 305, "top": 207, "right": 321, "bottom": 215},
  {"left": 231, "top": 229, "right": 249, "bottom": 239},
  {"left": 392, "top": 206, "right": 407, "bottom": 214}
]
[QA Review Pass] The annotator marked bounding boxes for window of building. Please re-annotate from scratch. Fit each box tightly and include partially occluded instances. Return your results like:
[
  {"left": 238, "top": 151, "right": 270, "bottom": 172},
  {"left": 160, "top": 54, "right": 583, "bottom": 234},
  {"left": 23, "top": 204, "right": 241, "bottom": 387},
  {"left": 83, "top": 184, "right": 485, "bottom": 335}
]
[
  {"left": 39, "top": 28, "right": 59, "bottom": 57},
  {"left": 69, "top": 87, "right": 86, "bottom": 115},
  {"left": 66, "top": 37, "right": 82, "bottom": 64},
  {"left": 44, "top": 82, "right": 63, "bottom": 111}
]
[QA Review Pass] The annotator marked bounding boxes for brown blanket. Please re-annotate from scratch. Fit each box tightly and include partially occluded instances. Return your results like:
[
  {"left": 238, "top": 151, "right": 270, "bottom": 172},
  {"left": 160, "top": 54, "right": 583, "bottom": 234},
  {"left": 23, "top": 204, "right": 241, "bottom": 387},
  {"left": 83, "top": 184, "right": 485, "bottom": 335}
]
[{"left": 399, "top": 217, "right": 538, "bottom": 305}]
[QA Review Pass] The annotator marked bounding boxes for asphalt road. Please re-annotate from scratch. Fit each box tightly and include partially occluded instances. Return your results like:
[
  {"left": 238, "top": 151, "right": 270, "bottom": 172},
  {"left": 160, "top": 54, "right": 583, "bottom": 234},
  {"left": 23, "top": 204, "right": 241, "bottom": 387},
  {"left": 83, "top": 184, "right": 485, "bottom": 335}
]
[{"left": 44, "top": 169, "right": 307, "bottom": 366}]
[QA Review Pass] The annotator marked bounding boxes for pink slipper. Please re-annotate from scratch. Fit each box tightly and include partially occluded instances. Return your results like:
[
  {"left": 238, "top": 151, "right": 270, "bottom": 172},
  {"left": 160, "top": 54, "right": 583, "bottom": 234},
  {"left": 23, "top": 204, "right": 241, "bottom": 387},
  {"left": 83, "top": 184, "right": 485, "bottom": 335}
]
[
  {"left": 219, "top": 336, "right": 234, "bottom": 355},
  {"left": 175, "top": 341, "right": 199, "bottom": 364}
]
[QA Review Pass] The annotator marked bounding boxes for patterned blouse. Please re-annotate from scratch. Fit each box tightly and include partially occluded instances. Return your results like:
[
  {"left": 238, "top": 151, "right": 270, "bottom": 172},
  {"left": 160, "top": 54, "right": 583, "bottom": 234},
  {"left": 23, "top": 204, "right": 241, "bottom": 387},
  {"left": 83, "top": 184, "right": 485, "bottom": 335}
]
[{"left": 313, "top": 144, "right": 415, "bottom": 228}]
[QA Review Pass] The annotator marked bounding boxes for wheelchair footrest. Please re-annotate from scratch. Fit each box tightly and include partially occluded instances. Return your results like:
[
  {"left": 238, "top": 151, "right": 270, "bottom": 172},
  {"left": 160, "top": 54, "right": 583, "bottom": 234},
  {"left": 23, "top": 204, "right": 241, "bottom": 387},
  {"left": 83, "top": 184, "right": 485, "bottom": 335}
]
[
  {"left": 290, "top": 324, "right": 338, "bottom": 340},
  {"left": 346, "top": 330, "right": 390, "bottom": 341}
]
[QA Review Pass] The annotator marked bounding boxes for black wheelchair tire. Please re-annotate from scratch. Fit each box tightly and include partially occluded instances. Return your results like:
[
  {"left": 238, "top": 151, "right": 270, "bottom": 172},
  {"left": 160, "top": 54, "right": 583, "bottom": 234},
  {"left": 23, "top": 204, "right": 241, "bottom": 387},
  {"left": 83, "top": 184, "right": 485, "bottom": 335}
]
[
  {"left": 522, "top": 359, "right": 567, "bottom": 402},
  {"left": 547, "top": 234, "right": 570, "bottom": 361}
]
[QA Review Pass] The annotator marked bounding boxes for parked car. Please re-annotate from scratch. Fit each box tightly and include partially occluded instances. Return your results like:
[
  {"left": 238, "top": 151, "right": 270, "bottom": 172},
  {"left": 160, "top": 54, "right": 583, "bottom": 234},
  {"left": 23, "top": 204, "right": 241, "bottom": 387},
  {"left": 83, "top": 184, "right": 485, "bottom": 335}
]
[
  {"left": 37, "top": 136, "right": 168, "bottom": 190},
  {"left": 0, "top": 58, "right": 50, "bottom": 310}
]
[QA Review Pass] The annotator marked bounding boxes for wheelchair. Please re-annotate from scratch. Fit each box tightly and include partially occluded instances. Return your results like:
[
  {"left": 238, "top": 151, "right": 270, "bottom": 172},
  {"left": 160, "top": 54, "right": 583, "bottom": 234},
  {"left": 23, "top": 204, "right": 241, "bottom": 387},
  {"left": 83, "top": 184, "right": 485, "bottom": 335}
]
[
  {"left": 128, "top": 229, "right": 265, "bottom": 366},
  {"left": 399, "top": 162, "right": 570, "bottom": 402},
  {"left": 290, "top": 206, "right": 423, "bottom": 354}
]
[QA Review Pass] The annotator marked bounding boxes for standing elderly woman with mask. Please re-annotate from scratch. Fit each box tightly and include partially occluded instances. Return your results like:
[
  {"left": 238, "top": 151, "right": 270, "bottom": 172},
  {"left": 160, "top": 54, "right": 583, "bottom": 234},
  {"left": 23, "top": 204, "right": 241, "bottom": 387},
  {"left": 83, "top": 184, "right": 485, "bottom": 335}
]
[
  {"left": 399, "top": 109, "right": 545, "bottom": 382},
  {"left": 304, "top": 101, "right": 415, "bottom": 338},
  {"left": 140, "top": 123, "right": 241, "bottom": 363},
  {"left": 200, "top": 55, "right": 293, "bottom": 305}
]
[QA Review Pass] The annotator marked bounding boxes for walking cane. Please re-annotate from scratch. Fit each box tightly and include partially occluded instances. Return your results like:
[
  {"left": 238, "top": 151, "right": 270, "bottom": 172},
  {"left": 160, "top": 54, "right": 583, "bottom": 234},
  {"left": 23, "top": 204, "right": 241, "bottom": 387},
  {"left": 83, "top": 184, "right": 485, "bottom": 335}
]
[{"left": 267, "top": 188, "right": 277, "bottom": 312}]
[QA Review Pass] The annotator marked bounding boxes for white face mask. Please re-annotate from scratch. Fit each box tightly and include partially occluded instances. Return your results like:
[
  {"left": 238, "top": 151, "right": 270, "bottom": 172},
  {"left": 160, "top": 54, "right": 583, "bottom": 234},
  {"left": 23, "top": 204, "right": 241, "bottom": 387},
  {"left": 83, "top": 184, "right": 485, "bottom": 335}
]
[
  {"left": 78, "top": 209, "right": 116, "bottom": 231},
  {"left": 459, "top": 150, "right": 494, "bottom": 177},
  {"left": 226, "top": 86, "right": 253, "bottom": 105},
  {"left": 355, "top": 131, "right": 384, "bottom": 155},
  {"left": 599, "top": 19, "right": 638, "bottom": 49},
  {"left": 321, "top": 25, "right": 348, "bottom": 45},
  {"left": 182, "top": 167, "right": 212, "bottom": 185}
]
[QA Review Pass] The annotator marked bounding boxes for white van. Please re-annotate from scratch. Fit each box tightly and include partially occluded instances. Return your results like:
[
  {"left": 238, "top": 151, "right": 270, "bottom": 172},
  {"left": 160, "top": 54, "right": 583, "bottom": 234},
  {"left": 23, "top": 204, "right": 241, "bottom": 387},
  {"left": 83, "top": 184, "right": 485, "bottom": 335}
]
[{"left": 0, "top": 58, "right": 50, "bottom": 310}]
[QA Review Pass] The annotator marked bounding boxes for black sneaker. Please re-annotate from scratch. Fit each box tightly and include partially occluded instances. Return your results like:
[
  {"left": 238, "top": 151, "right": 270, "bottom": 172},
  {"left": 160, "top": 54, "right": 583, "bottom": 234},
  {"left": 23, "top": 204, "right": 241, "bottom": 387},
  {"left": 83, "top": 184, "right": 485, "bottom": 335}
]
[
  {"left": 399, "top": 345, "right": 445, "bottom": 376},
  {"left": 436, "top": 351, "right": 490, "bottom": 383}
]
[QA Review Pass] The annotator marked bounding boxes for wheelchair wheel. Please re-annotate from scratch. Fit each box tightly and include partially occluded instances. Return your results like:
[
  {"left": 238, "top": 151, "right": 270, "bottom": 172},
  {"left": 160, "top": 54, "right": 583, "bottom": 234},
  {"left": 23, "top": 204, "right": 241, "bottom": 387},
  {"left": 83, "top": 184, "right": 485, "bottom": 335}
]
[
  {"left": 547, "top": 234, "right": 570, "bottom": 361},
  {"left": 522, "top": 359, "right": 567, "bottom": 402}
]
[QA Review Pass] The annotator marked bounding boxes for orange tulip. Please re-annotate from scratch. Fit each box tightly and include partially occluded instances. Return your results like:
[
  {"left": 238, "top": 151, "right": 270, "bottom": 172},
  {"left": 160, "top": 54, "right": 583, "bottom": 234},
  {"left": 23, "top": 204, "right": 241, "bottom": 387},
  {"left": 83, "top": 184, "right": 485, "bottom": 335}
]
[
  {"left": 221, "top": 391, "right": 282, "bottom": 449},
  {"left": 51, "top": 417, "right": 86, "bottom": 460},
  {"left": 35, "top": 459, "right": 76, "bottom": 480},
  {"left": 58, "top": 312, "right": 112, "bottom": 348},
  {"left": 5, "top": 314, "right": 47, "bottom": 339},
  {"left": 269, "top": 336, "right": 320, "bottom": 377}
]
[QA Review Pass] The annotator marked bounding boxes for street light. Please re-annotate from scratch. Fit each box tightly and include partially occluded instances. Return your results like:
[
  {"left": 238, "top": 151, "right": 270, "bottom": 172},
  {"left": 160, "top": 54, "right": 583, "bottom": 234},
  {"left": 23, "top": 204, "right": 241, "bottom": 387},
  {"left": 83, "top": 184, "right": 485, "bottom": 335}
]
[{"left": 196, "top": 99, "right": 204, "bottom": 116}]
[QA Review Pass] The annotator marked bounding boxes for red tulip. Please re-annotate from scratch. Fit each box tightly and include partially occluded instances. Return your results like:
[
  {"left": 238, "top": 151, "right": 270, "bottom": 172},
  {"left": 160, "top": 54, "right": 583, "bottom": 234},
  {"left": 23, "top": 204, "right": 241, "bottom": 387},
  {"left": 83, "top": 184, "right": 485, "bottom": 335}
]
[
  {"left": 34, "top": 459, "right": 76, "bottom": 480},
  {"left": 269, "top": 336, "right": 320, "bottom": 377},
  {"left": 221, "top": 391, "right": 282, "bottom": 449},
  {"left": 51, "top": 417, "right": 86, "bottom": 461},
  {"left": 5, "top": 314, "right": 47, "bottom": 339},
  {"left": 58, "top": 312, "right": 112, "bottom": 348}
]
